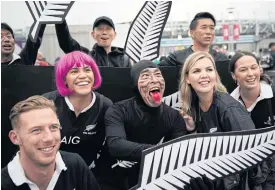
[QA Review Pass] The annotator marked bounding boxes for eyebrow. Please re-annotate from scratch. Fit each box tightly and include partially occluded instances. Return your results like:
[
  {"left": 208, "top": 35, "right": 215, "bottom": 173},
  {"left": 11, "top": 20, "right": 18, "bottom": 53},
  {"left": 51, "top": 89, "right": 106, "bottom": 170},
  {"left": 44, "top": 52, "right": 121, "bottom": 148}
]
[
  {"left": 140, "top": 69, "right": 150, "bottom": 74},
  {"left": 200, "top": 24, "right": 215, "bottom": 27},
  {"left": 28, "top": 123, "right": 60, "bottom": 129},
  {"left": 238, "top": 64, "right": 258, "bottom": 68}
]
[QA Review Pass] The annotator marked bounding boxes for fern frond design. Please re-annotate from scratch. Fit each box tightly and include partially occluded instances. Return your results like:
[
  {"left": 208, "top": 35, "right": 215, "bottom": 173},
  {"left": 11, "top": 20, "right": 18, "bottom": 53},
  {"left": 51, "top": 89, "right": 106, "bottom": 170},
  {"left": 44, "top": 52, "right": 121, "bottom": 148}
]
[
  {"left": 25, "top": 1, "right": 74, "bottom": 42},
  {"left": 133, "top": 126, "right": 275, "bottom": 190},
  {"left": 124, "top": 1, "right": 172, "bottom": 62},
  {"left": 162, "top": 91, "right": 181, "bottom": 111}
]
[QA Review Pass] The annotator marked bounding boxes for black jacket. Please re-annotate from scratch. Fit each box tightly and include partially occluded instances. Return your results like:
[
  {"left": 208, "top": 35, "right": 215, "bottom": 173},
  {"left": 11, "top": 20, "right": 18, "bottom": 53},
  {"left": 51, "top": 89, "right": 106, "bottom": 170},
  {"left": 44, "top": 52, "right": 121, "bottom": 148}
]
[
  {"left": 1, "top": 151, "right": 100, "bottom": 190},
  {"left": 192, "top": 91, "right": 256, "bottom": 190},
  {"left": 159, "top": 46, "right": 229, "bottom": 66},
  {"left": 55, "top": 20, "right": 131, "bottom": 67},
  {"left": 1, "top": 24, "right": 46, "bottom": 66},
  {"left": 193, "top": 91, "right": 255, "bottom": 133},
  {"left": 231, "top": 83, "right": 275, "bottom": 190},
  {"left": 103, "top": 97, "right": 187, "bottom": 189}
]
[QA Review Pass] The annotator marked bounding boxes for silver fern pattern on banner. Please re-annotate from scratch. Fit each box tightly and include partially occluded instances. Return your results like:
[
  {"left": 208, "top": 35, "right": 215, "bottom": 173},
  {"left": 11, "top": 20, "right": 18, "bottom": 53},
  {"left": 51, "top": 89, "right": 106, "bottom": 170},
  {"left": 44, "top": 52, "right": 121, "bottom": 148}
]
[
  {"left": 124, "top": 1, "right": 172, "bottom": 63},
  {"left": 162, "top": 91, "right": 181, "bottom": 111},
  {"left": 133, "top": 126, "right": 275, "bottom": 190},
  {"left": 25, "top": 1, "right": 74, "bottom": 42}
]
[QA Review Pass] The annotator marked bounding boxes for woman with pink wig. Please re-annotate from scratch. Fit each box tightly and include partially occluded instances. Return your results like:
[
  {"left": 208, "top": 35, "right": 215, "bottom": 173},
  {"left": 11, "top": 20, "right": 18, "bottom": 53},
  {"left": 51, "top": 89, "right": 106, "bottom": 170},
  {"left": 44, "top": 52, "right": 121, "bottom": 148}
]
[{"left": 43, "top": 51, "right": 112, "bottom": 178}]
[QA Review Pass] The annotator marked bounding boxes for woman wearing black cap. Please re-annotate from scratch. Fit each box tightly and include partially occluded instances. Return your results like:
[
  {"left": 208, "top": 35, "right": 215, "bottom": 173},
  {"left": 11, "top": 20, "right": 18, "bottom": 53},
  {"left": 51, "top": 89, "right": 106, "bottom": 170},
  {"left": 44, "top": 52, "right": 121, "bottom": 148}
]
[
  {"left": 102, "top": 60, "right": 188, "bottom": 189},
  {"left": 230, "top": 50, "right": 275, "bottom": 189}
]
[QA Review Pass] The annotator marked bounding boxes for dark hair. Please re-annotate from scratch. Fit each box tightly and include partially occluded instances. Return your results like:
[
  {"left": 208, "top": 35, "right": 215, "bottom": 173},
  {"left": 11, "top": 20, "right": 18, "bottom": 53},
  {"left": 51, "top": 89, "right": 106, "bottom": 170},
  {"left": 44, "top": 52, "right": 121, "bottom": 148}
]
[
  {"left": 229, "top": 50, "right": 273, "bottom": 85},
  {"left": 189, "top": 12, "right": 216, "bottom": 30},
  {"left": 1, "top": 22, "right": 14, "bottom": 38},
  {"left": 269, "top": 42, "right": 275, "bottom": 49}
]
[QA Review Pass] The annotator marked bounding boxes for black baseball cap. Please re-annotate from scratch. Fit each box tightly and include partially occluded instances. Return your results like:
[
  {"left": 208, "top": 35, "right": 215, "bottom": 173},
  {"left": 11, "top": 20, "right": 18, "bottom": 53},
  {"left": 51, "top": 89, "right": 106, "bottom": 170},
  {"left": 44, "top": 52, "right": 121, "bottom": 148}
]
[
  {"left": 93, "top": 16, "right": 115, "bottom": 31},
  {"left": 1, "top": 23, "right": 14, "bottom": 38}
]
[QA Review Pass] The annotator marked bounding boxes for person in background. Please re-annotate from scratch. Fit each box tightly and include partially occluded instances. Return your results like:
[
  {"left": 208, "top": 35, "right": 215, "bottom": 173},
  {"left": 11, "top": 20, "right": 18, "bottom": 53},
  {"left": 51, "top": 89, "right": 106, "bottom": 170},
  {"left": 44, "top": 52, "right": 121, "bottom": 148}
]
[
  {"left": 159, "top": 12, "right": 228, "bottom": 66},
  {"left": 55, "top": 16, "right": 131, "bottom": 67},
  {"left": 35, "top": 51, "right": 50, "bottom": 66},
  {"left": 1, "top": 23, "right": 46, "bottom": 65}
]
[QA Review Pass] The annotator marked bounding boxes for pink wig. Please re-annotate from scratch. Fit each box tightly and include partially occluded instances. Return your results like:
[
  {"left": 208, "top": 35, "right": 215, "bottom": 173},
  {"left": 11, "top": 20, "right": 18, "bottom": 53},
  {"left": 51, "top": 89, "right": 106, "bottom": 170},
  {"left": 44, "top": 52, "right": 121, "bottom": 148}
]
[{"left": 55, "top": 51, "right": 102, "bottom": 96}]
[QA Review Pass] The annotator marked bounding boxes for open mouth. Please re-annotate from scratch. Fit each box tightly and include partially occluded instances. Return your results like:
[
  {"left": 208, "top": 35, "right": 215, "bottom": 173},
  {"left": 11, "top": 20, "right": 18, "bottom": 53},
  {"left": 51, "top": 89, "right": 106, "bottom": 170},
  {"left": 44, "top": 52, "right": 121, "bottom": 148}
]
[
  {"left": 101, "top": 37, "right": 109, "bottom": 41},
  {"left": 76, "top": 81, "right": 90, "bottom": 86},
  {"left": 2, "top": 44, "right": 12, "bottom": 50},
  {"left": 149, "top": 87, "right": 161, "bottom": 103},
  {"left": 199, "top": 81, "right": 210, "bottom": 85},
  {"left": 246, "top": 78, "right": 256, "bottom": 83},
  {"left": 38, "top": 146, "right": 54, "bottom": 153}
]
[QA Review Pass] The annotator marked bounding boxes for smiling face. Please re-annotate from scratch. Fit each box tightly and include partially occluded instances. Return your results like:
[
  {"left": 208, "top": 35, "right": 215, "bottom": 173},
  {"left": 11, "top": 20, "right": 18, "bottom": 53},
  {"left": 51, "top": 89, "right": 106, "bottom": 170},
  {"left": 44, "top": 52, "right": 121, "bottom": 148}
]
[
  {"left": 190, "top": 18, "right": 215, "bottom": 47},
  {"left": 92, "top": 23, "right": 116, "bottom": 49},
  {"left": 65, "top": 66, "right": 95, "bottom": 96},
  {"left": 9, "top": 108, "right": 61, "bottom": 167},
  {"left": 187, "top": 58, "right": 216, "bottom": 96},
  {"left": 1, "top": 29, "right": 15, "bottom": 55},
  {"left": 137, "top": 68, "right": 165, "bottom": 107},
  {"left": 232, "top": 55, "right": 261, "bottom": 90}
]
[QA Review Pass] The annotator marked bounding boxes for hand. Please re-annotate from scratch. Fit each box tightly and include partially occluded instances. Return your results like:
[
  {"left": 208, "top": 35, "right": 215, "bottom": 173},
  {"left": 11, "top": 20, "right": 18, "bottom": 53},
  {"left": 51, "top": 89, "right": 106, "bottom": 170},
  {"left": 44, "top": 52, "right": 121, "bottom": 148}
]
[
  {"left": 111, "top": 160, "right": 138, "bottom": 168},
  {"left": 186, "top": 175, "right": 214, "bottom": 190},
  {"left": 180, "top": 111, "right": 195, "bottom": 132}
]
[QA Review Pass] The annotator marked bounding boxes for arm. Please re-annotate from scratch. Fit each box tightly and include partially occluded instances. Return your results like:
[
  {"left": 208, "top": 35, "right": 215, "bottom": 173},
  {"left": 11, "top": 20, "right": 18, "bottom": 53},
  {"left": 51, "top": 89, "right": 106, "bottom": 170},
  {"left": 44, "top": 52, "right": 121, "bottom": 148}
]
[
  {"left": 19, "top": 24, "right": 46, "bottom": 65},
  {"left": 169, "top": 112, "right": 187, "bottom": 140},
  {"left": 76, "top": 154, "right": 101, "bottom": 190},
  {"left": 221, "top": 106, "right": 255, "bottom": 132},
  {"left": 105, "top": 106, "right": 153, "bottom": 161},
  {"left": 55, "top": 20, "right": 89, "bottom": 54},
  {"left": 159, "top": 52, "right": 180, "bottom": 66}
]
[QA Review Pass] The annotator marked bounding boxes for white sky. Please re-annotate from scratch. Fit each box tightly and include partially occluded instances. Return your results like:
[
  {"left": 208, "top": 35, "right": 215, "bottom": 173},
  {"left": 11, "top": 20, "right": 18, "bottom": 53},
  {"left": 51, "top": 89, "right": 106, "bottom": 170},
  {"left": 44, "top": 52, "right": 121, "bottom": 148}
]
[{"left": 1, "top": 0, "right": 275, "bottom": 30}]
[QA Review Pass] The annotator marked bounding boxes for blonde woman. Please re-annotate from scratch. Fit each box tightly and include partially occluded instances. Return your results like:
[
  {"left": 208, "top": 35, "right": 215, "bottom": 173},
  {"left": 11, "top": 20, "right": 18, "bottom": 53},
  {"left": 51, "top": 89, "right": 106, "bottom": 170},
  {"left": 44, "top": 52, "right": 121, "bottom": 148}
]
[{"left": 179, "top": 51, "right": 256, "bottom": 189}]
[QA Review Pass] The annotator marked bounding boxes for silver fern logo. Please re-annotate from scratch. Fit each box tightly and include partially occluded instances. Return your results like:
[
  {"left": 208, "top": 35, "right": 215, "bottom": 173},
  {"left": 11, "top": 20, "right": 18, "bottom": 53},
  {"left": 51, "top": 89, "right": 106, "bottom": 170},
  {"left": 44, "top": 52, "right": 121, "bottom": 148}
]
[
  {"left": 133, "top": 126, "right": 275, "bottom": 190},
  {"left": 124, "top": 1, "right": 172, "bottom": 62},
  {"left": 25, "top": 1, "right": 74, "bottom": 42}
]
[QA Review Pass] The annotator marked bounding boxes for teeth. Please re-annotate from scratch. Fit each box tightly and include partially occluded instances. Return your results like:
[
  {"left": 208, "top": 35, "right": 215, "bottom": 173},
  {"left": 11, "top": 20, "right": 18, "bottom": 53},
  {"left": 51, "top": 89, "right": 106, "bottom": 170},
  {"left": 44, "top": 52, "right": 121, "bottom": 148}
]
[
  {"left": 77, "top": 82, "right": 89, "bottom": 86},
  {"left": 151, "top": 87, "right": 159, "bottom": 91},
  {"left": 40, "top": 147, "right": 53, "bottom": 152},
  {"left": 247, "top": 79, "right": 255, "bottom": 82},
  {"left": 200, "top": 81, "right": 209, "bottom": 85}
]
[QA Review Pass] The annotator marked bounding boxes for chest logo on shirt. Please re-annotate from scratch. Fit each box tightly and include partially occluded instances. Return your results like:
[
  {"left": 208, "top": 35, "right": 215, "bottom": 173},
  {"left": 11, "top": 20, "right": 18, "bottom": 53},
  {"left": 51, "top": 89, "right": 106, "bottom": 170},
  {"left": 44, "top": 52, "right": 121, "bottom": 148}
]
[
  {"left": 61, "top": 136, "right": 80, "bottom": 144},
  {"left": 83, "top": 123, "right": 97, "bottom": 135},
  {"left": 209, "top": 127, "right": 217, "bottom": 133}
]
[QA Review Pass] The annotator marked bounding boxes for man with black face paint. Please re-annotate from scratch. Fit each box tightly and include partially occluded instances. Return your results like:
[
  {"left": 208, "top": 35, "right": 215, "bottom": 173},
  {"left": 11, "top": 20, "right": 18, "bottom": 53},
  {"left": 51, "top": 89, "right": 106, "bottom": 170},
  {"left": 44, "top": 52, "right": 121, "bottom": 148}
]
[{"left": 103, "top": 60, "right": 188, "bottom": 189}]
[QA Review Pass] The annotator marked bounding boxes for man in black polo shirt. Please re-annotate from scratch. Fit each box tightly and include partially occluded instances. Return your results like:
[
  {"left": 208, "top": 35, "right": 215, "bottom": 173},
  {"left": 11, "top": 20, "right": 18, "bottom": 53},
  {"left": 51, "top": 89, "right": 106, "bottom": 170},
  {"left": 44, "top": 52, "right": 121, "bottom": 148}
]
[
  {"left": 1, "top": 96, "right": 100, "bottom": 190},
  {"left": 159, "top": 12, "right": 228, "bottom": 66}
]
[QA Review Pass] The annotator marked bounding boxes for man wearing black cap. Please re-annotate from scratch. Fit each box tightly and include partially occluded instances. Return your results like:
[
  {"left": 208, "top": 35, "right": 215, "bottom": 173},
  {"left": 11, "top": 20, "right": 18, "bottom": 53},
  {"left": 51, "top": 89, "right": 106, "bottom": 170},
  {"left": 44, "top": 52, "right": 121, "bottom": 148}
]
[
  {"left": 102, "top": 60, "right": 188, "bottom": 189},
  {"left": 55, "top": 17, "right": 131, "bottom": 67},
  {"left": 159, "top": 12, "right": 228, "bottom": 66},
  {"left": 1, "top": 23, "right": 46, "bottom": 65}
]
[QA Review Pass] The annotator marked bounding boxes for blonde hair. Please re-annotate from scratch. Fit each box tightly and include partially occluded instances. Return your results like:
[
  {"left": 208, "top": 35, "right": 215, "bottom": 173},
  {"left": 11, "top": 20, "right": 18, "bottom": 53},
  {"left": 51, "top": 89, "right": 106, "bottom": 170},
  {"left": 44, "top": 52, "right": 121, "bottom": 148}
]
[
  {"left": 9, "top": 95, "right": 56, "bottom": 129},
  {"left": 179, "top": 52, "right": 227, "bottom": 115}
]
